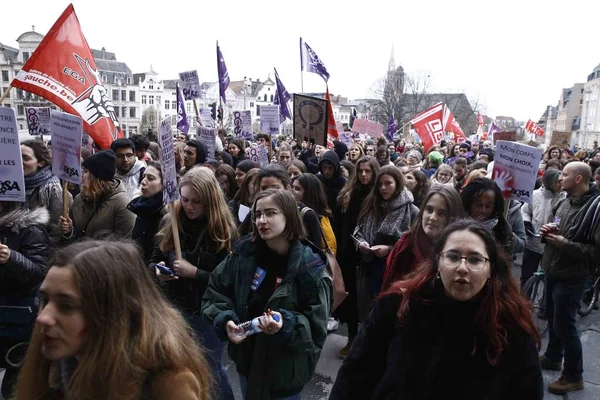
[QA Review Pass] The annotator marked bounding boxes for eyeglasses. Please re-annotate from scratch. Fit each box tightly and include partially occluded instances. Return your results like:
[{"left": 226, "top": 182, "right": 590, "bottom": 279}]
[
  {"left": 251, "top": 209, "right": 279, "bottom": 222},
  {"left": 438, "top": 251, "right": 489, "bottom": 272},
  {"left": 116, "top": 153, "right": 135, "bottom": 159},
  {"left": 366, "top": 148, "right": 375, "bottom": 153}
]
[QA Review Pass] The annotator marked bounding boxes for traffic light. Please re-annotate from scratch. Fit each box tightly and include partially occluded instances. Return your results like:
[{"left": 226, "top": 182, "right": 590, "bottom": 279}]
[
  {"left": 349, "top": 107, "right": 357, "bottom": 128},
  {"left": 210, "top": 102, "right": 217, "bottom": 120},
  {"left": 217, "top": 104, "right": 223, "bottom": 122}
]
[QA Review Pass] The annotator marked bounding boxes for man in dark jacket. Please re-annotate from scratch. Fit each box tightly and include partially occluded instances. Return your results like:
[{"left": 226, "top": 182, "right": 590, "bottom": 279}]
[
  {"left": 317, "top": 150, "right": 347, "bottom": 215},
  {"left": 540, "top": 162, "right": 600, "bottom": 395},
  {"left": 181, "top": 139, "right": 209, "bottom": 175}
]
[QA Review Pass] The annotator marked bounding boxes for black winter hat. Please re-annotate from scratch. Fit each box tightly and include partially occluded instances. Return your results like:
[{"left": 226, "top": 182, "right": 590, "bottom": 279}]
[
  {"left": 82, "top": 150, "right": 116, "bottom": 181},
  {"left": 332, "top": 140, "right": 348, "bottom": 162}
]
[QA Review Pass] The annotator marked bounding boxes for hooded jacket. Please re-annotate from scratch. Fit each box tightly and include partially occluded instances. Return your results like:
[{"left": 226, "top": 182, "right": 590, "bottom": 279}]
[
  {"left": 521, "top": 187, "right": 564, "bottom": 254},
  {"left": 115, "top": 158, "right": 146, "bottom": 199},
  {"left": 317, "top": 151, "right": 347, "bottom": 214},
  {"left": 202, "top": 237, "right": 332, "bottom": 400},
  {"left": 0, "top": 207, "right": 50, "bottom": 297},
  {"left": 67, "top": 179, "right": 135, "bottom": 241}
]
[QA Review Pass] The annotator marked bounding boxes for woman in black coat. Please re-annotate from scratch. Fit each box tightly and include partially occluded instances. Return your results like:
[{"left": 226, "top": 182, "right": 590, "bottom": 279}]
[
  {"left": 0, "top": 202, "right": 50, "bottom": 397},
  {"left": 127, "top": 161, "right": 166, "bottom": 262},
  {"left": 329, "top": 220, "right": 543, "bottom": 400}
]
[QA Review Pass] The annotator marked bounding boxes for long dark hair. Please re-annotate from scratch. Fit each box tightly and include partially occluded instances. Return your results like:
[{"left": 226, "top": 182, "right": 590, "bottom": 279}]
[
  {"left": 382, "top": 220, "right": 540, "bottom": 366},
  {"left": 337, "top": 156, "right": 380, "bottom": 212},
  {"left": 460, "top": 177, "right": 511, "bottom": 249},
  {"left": 21, "top": 140, "right": 52, "bottom": 168},
  {"left": 406, "top": 169, "right": 429, "bottom": 205},
  {"left": 358, "top": 165, "right": 405, "bottom": 224},
  {"left": 293, "top": 173, "right": 332, "bottom": 217}
]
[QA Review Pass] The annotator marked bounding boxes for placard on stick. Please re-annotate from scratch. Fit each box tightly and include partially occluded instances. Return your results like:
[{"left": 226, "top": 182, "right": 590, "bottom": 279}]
[
  {"left": 50, "top": 110, "right": 83, "bottom": 185},
  {"left": 492, "top": 140, "right": 542, "bottom": 203},
  {"left": 0, "top": 108, "right": 25, "bottom": 202},
  {"left": 26, "top": 107, "right": 51, "bottom": 136},
  {"left": 293, "top": 94, "right": 327, "bottom": 146}
]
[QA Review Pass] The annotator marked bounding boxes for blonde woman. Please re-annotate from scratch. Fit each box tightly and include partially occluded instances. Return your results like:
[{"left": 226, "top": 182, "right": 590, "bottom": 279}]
[
  {"left": 15, "top": 241, "right": 212, "bottom": 400},
  {"left": 150, "top": 166, "right": 237, "bottom": 400}
]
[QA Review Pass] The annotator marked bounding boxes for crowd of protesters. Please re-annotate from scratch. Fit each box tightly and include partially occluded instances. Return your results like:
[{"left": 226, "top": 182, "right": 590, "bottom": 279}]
[{"left": 2, "top": 128, "right": 600, "bottom": 399}]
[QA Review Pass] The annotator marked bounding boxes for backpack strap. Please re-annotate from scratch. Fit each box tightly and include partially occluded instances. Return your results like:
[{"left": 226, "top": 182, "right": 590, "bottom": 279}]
[{"left": 138, "top": 167, "right": 146, "bottom": 187}]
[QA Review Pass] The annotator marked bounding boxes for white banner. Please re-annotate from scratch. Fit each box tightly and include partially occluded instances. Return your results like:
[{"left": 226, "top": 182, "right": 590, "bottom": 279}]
[
  {"left": 233, "top": 110, "right": 253, "bottom": 140},
  {"left": 492, "top": 140, "right": 543, "bottom": 203},
  {"left": 197, "top": 127, "right": 216, "bottom": 160},
  {"left": 25, "top": 107, "right": 51, "bottom": 136},
  {"left": 158, "top": 118, "right": 180, "bottom": 204},
  {"left": 260, "top": 105, "right": 280, "bottom": 135},
  {"left": 0, "top": 108, "right": 26, "bottom": 202},
  {"left": 50, "top": 110, "right": 83, "bottom": 185},
  {"left": 248, "top": 145, "right": 269, "bottom": 167},
  {"left": 178, "top": 70, "right": 201, "bottom": 100}
]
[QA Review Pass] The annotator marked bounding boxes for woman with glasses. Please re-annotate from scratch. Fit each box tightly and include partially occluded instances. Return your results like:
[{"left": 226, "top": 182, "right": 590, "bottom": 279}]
[
  {"left": 334, "top": 156, "right": 380, "bottom": 358},
  {"left": 330, "top": 220, "right": 543, "bottom": 400},
  {"left": 431, "top": 164, "right": 455, "bottom": 187},
  {"left": 203, "top": 190, "right": 332, "bottom": 400},
  {"left": 149, "top": 166, "right": 237, "bottom": 400}
]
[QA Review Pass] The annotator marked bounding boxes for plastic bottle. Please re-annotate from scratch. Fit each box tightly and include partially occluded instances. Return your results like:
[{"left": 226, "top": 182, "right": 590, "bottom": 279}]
[{"left": 234, "top": 314, "right": 281, "bottom": 340}]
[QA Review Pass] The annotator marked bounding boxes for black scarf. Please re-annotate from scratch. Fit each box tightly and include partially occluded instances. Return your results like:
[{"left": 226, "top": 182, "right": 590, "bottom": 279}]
[{"left": 128, "top": 192, "right": 164, "bottom": 218}]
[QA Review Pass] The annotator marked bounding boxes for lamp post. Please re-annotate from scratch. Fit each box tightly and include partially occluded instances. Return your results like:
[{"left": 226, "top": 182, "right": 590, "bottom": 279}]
[{"left": 243, "top": 76, "right": 247, "bottom": 110}]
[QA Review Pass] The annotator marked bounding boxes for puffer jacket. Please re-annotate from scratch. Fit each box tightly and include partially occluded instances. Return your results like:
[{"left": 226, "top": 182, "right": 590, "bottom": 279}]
[
  {"left": 542, "top": 186, "right": 600, "bottom": 280},
  {"left": 0, "top": 207, "right": 50, "bottom": 297},
  {"left": 67, "top": 179, "right": 135, "bottom": 240},
  {"left": 202, "top": 237, "right": 333, "bottom": 400},
  {"left": 521, "top": 187, "right": 564, "bottom": 254},
  {"left": 115, "top": 158, "right": 146, "bottom": 199}
]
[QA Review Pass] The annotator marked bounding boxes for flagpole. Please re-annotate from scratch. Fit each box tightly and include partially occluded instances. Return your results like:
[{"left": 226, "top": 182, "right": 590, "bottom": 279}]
[
  {"left": 299, "top": 37, "right": 304, "bottom": 94},
  {"left": 0, "top": 85, "right": 12, "bottom": 104}
]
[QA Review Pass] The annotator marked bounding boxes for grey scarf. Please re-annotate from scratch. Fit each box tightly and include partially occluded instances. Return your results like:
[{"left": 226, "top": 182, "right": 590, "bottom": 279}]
[{"left": 361, "top": 187, "right": 414, "bottom": 245}]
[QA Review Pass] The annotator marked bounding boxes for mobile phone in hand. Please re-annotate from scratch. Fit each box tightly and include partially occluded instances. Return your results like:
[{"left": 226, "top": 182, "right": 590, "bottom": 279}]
[{"left": 156, "top": 263, "right": 175, "bottom": 276}]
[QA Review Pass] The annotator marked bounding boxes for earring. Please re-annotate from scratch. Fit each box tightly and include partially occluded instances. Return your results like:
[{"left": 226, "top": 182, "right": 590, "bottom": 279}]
[
  {"left": 486, "top": 278, "right": 491, "bottom": 286},
  {"left": 436, "top": 272, "right": 441, "bottom": 280}
]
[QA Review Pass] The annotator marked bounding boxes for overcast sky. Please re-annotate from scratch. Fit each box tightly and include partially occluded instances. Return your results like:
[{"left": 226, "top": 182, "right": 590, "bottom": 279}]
[{"left": 1, "top": 0, "right": 599, "bottom": 121}]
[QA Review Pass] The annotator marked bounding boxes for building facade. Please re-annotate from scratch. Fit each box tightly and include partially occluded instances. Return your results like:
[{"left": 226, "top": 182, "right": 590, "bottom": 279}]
[
  {"left": 555, "top": 83, "right": 584, "bottom": 135},
  {"left": 578, "top": 65, "right": 600, "bottom": 150}
]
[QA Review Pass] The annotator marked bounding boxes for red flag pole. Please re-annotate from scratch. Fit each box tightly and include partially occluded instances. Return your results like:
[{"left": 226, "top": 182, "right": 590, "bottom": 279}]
[{"left": 0, "top": 85, "right": 12, "bottom": 104}]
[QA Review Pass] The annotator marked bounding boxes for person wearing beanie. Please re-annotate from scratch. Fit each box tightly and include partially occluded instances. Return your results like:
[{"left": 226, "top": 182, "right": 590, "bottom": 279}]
[
  {"left": 110, "top": 138, "right": 147, "bottom": 200},
  {"left": 58, "top": 150, "right": 135, "bottom": 241},
  {"left": 333, "top": 140, "right": 349, "bottom": 163},
  {"left": 478, "top": 148, "right": 495, "bottom": 163},
  {"left": 181, "top": 139, "right": 209, "bottom": 176}
]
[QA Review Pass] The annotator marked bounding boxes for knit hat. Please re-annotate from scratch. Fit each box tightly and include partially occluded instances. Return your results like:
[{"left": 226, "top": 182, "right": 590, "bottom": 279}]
[
  {"left": 82, "top": 150, "right": 116, "bottom": 181},
  {"left": 332, "top": 140, "right": 348, "bottom": 162},
  {"left": 428, "top": 151, "right": 444, "bottom": 165}
]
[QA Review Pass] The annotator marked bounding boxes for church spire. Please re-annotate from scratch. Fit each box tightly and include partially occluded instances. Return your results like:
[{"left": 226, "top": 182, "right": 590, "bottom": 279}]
[{"left": 388, "top": 44, "right": 395, "bottom": 72}]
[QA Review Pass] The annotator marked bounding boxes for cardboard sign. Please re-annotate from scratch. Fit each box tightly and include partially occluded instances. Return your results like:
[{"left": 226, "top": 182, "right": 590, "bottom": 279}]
[
  {"left": 339, "top": 131, "right": 353, "bottom": 146},
  {"left": 0, "top": 108, "right": 26, "bottom": 202},
  {"left": 158, "top": 118, "right": 180, "bottom": 204},
  {"left": 293, "top": 94, "right": 328, "bottom": 146},
  {"left": 199, "top": 108, "right": 213, "bottom": 127},
  {"left": 351, "top": 118, "right": 385, "bottom": 138},
  {"left": 260, "top": 105, "right": 280, "bottom": 135},
  {"left": 179, "top": 70, "right": 201, "bottom": 100},
  {"left": 550, "top": 131, "right": 572, "bottom": 148},
  {"left": 492, "top": 140, "right": 542, "bottom": 203},
  {"left": 197, "top": 127, "right": 216, "bottom": 159},
  {"left": 25, "top": 107, "right": 51, "bottom": 136},
  {"left": 50, "top": 110, "right": 83, "bottom": 185},
  {"left": 233, "top": 110, "right": 253, "bottom": 140},
  {"left": 493, "top": 131, "right": 516, "bottom": 144},
  {"left": 248, "top": 145, "right": 269, "bottom": 167}
]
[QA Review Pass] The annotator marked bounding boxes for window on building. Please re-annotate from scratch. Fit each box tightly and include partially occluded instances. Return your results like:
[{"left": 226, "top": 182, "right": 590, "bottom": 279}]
[
  {"left": 102, "top": 75, "right": 107, "bottom": 82},
  {"left": 165, "top": 100, "right": 170, "bottom": 110},
  {"left": 149, "top": 83, "right": 154, "bottom": 90},
  {"left": 256, "top": 105, "right": 261, "bottom": 117},
  {"left": 121, "top": 90, "right": 126, "bottom": 101},
  {"left": 113, "top": 75, "right": 118, "bottom": 84},
  {"left": 129, "top": 108, "right": 136, "bottom": 118},
  {"left": 270, "top": 95, "right": 274, "bottom": 102},
  {"left": 129, "top": 91, "right": 135, "bottom": 101},
  {"left": 142, "top": 95, "right": 147, "bottom": 104},
  {"left": 149, "top": 95, "right": 154, "bottom": 105},
  {"left": 171, "top": 101, "right": 176, "bottom": 109},
  {"left": 123, "top": 125, "right": 127, "bottom": 134},
  {"left": 4, "top": 103, "right": 10, "bottom": 108},
  {"left": 157, "top": 96, "right": 161, "bottom": 106},
  {"left": 17, "top": 105, "right": 25, "bottom": 115},
  {"left": 264, "top": 94, "right": 267, "bottom": 102},
  {"left": 186, "top": 103, "right": 192, "bottom": 113},
  {"left": 127, "top": 77, "right": 132, "bottom": 84},
  {"left": 23, "top": 52, "right": 30, "bottom": 62},
  {"left": 250, "top": 101, "right": 254, "bottom": 108},
  {"left": 1, "top": 71, "right": 8, "bottom": 82},
  {"left": 114, "top": 107, "right": 120, "bottom": 118},
  {"left": 122, "top": 107, "right": 126, "bottom": 117},
  {"left": 112, "top": 89, "right": 119, "bottom": 101}
]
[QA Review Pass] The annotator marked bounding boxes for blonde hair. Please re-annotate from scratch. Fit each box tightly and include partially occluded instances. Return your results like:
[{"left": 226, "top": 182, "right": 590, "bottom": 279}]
[
  {"left": 159, "top": 166, "right": 236, "bottom": 254},
  {"left": 15, "top": 241, "right": 212, "bottom": 400}
]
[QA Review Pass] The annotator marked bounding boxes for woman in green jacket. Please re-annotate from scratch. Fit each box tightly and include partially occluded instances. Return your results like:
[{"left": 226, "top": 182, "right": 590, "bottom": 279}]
[{"left": 202, "top": 189, "right": 333, "bottom": 400}]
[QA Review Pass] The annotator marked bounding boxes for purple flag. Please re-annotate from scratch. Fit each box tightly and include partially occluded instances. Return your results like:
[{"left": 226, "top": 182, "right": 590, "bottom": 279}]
[
  {"left": 300, "top": 38, "right": 330, "bottom": 83},
  {"left": 488, "top": 121, "right": 500, "bottom": 142},
  {"left": 176, "top": 83, "right": 189, "bottom": 134},
  {"left": 386, "top": 112, "right": 397, "bottom": 142},
  {"left": 217, "top": 41, "right": 230, "bottom": 104},
  {"left": 274, "top": 68, "right": 292, "bottom": 121}
]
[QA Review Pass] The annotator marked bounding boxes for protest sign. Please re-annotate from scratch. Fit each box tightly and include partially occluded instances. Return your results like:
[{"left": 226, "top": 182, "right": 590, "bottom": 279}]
[
  {"left": 260, "top": 105, "right": 280, "bottom": 135},
  {"left": 233, "top": 110, "right": 253, "bottom": 140},
  {"left": 26, "top": 107, "right": 51, "bottom": 136},
  {"left": 248, "top": 145, "right": 269, "bottom": 167},
  {"left": 550, "top": 131, "right": 572, "bottom": 148},
  {"left": 492, "top": 140, "right": 542, "bottom": 203},
  {"left": 0, "top": 108, "right": 25, "bottom": 202},
  {"left": 179, "top": 70, "right": 201, "bottom": 100},
  {"left": 158, "top": 118, "right": 180, "bottom": 204},
  {"left": 339, "top": 131, "right": 353, "bottom": 146},
  {"left": 50, "top": 110, "right": 83, "bottom": 185},
  {"left": 351, "top": 119, "right": 385, "bottom": 138},
  {"left": 197, "top": 127, "right": 216, "bottom": 159},
  {"left": 493, "top": 131, "right": 516, "bottom": 144},
  {"left": 293, "top": 94, "right": 328, "bottom": 146},
  {"left": 199, "top": 108, "right": 213, "bottom": 127}
]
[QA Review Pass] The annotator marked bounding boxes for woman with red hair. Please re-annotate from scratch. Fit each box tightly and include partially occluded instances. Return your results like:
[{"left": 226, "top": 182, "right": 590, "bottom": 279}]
[{"left": 329, "top": 220, "right": 543, "bottom": 400}]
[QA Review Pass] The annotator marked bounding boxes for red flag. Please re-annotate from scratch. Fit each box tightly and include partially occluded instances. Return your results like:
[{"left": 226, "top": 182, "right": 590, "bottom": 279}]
[
  {"left": 410, "top": 103, "right": 444, "bottom": 151},
  {"left": 325, "top": 88, "right": 339, "bottom": 140},
  {"left": 525, "top": 119, "right": 544, "bottom": 136},
  {"left": 442, "top": 104, "right": 467, "bottom": 143},
  {"left": 11, "top": 4, "right": 122, "bottom": 149},
  {"left": 477, "top": 112, "right": 484, "bottom": 127}
]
